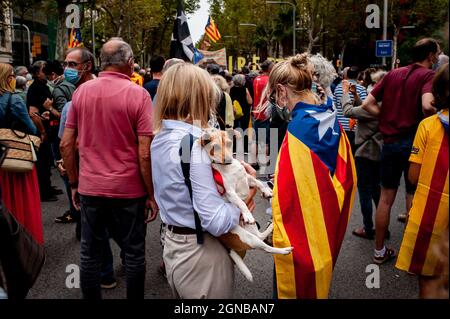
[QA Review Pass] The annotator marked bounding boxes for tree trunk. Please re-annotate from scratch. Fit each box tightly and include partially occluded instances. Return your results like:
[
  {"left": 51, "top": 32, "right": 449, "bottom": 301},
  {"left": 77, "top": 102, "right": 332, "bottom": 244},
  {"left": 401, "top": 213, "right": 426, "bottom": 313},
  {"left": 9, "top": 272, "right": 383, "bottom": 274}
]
[
  {"left": 55, "top": 5, "right": 67, "bottom": 60},
  {"left": 391, "top": 26, "right": 399, "bottom": 70}
]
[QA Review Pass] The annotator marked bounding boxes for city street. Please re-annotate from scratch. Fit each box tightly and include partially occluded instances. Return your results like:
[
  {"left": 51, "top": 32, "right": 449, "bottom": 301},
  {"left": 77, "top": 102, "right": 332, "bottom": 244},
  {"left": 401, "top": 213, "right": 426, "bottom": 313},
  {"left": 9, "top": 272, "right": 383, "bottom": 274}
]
[{"left": 28, "top": 168, "right": 418, "bottom": 299}]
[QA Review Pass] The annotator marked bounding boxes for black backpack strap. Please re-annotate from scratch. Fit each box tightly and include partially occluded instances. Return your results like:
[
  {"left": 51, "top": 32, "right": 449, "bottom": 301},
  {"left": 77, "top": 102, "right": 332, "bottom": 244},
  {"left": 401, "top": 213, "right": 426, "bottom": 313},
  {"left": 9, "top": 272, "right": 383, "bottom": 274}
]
[{"left": 179, "top": 133, "right": 204, "bottom": 244}]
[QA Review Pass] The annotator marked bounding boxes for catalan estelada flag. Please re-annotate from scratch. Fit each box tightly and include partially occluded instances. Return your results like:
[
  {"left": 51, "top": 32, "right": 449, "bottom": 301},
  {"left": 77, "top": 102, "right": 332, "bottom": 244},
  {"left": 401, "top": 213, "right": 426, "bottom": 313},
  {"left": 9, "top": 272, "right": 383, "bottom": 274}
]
[
  {"left": 272, "top": 96, "right": 357, "bottom": 299},
  {"left": 205, "top": 16, "right": 221, "bottom": 43},
  {"left": 68, "top": 27, "right": 83, "bottom": 49},
  {"left": 396, "top": 110, "right": 449, "bottom": 276}
]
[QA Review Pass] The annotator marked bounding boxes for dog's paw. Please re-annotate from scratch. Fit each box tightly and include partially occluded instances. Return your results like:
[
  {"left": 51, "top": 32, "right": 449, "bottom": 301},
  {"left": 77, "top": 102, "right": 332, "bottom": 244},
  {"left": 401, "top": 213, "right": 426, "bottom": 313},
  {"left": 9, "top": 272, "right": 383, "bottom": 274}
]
[
  {"left": 242, "top": 212, "right": 256, "bottom": 224},
  {"left": 261, "top": 187, "right": 273, "bottom": 199},
  {"left": 280, "top": 247, "right": 294, "bottom": 255}
]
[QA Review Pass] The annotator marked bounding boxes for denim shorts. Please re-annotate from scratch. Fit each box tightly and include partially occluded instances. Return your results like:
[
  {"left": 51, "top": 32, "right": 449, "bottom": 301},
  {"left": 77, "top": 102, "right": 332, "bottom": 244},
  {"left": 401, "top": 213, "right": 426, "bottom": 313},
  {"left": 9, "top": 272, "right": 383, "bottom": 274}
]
[{"left": 380, "top": 135, "right": 417, "bottom": 194}]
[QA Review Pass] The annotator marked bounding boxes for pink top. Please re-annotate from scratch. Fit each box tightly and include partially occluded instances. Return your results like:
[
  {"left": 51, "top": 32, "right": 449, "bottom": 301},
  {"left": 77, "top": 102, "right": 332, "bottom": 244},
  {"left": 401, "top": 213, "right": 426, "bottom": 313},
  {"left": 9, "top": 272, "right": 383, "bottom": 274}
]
[{"left": 65, "top": 71, "right": 153, "bottom": 198}]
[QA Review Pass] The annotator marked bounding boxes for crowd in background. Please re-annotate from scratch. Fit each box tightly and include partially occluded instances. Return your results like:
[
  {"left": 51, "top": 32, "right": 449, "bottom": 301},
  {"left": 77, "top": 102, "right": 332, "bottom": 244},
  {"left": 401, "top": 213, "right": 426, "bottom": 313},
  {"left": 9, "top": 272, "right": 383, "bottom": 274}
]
[{"left": 0, "top": 36, "right": 448, "bottom": 300}]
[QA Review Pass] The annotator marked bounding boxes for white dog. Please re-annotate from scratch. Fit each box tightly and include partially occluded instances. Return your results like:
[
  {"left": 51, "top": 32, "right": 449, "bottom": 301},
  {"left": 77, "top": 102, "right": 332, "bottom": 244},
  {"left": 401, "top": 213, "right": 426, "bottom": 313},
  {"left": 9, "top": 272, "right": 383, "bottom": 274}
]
[{"left": 199, "top": 128, "right": 293, "bottom": 282}]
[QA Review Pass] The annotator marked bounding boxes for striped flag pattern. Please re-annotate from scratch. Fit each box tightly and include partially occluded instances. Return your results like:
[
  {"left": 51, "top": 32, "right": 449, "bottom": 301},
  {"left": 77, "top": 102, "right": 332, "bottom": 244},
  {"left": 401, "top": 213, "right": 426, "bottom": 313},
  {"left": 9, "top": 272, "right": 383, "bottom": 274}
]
[
  {"left": 205, "top": 16, "right": 221, "bottom": 43},
  {"left": 272, "top": 97, "right": 357, "bottom": 299},
  {"left": 68, "top": 28, "right": 83, "bottom": 48},
  {"left": 396, "top": 115, "right": 449, "bottom": 276}
]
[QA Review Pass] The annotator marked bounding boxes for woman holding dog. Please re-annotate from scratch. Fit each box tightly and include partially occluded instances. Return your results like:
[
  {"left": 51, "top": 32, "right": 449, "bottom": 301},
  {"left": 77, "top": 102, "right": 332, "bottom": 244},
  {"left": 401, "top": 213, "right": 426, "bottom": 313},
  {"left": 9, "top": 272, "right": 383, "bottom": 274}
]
[
  {"left": 269, "top": 54, "right": 357, "bottom": 299},
  {"left": 151, "top": 62, "right": 256, "bottom": 299}
]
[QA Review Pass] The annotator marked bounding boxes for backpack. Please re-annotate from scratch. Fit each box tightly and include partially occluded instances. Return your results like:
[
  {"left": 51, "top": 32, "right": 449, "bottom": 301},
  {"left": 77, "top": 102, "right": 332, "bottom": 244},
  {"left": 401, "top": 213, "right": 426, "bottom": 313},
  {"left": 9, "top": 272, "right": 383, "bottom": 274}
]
[{"left": 233, "top": 100, "right": 244, "bottom": 119}]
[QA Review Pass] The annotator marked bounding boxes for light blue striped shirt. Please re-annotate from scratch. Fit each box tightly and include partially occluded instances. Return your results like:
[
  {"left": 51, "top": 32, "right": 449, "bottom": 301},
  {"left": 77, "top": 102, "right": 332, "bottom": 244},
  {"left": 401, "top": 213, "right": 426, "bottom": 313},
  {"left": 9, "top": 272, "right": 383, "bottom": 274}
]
[{"left": 333, "top": 80, "right": 367, "bottom": 131}]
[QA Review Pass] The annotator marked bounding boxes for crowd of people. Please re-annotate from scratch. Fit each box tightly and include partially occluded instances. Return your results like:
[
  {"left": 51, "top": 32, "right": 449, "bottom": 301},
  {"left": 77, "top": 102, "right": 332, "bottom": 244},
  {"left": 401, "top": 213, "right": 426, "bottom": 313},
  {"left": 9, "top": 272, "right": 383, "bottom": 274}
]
[{"left": 0, "top": 36, "right": 448, "bottom": 299}]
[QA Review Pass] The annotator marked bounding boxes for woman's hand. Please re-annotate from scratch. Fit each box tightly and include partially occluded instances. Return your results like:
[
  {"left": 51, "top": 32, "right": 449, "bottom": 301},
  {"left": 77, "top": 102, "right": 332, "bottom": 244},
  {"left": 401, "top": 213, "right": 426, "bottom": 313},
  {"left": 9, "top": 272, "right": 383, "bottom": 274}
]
[{"left": 241, "top": 161, "right": 257, "bottom": 212}]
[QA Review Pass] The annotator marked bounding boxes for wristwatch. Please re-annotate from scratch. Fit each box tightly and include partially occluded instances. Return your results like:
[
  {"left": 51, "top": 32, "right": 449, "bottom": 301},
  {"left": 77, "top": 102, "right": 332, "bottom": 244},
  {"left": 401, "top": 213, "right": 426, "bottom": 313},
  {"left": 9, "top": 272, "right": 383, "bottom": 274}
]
[{"left": 69, "top": 181, "right": 78, "bottom": 188}]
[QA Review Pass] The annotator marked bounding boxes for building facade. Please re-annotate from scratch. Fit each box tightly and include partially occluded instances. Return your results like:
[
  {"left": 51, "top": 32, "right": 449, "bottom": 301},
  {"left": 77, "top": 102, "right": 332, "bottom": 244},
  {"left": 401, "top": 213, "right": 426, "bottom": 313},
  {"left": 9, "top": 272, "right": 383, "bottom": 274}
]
[{"left": 0, "top": 1, "right": 13, "bottom": 64}]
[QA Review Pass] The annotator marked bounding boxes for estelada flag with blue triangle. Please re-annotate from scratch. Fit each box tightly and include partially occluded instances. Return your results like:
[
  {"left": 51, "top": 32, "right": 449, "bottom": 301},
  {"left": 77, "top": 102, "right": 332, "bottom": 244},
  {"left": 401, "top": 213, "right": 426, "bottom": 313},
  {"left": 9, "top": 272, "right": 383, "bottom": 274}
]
[
  {"left": 68, "top": 27, "right": 83, "bottom": 49},
  {"left": 272, "top": 96, "right": 357, "bottom": 299}
]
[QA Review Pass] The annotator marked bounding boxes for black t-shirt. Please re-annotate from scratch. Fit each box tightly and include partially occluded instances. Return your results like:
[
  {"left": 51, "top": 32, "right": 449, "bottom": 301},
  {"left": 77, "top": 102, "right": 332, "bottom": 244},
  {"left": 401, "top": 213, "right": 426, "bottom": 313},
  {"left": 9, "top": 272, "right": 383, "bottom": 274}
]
[
  {"left": 26, "top": 79, "right": 52, "bottom": 114},
  {"left": 143, "top": 79, "right": 160, "bottom": 100}
]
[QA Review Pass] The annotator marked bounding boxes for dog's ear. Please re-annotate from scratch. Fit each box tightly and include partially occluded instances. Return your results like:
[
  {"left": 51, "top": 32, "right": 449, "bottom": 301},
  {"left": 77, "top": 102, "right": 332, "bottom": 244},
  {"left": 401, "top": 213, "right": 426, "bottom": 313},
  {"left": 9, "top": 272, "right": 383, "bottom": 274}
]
[{"left": 200, "top": 132, "right": 211, "bottom": 147}]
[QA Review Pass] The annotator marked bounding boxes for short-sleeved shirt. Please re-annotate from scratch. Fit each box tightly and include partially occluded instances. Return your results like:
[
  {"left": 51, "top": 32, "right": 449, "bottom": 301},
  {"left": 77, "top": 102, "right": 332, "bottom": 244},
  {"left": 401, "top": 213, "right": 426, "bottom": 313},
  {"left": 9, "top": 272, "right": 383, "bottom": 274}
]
[
  {"left": 410, "top": 109, "right": 448, "bottom": 170},
  {"left": 333, "top": 80, "right": 367, "bottom": 131},
  {"left": 143, "top": 79, "right": 160, "bottom": 100},
  {"left": 371, "top": 64, "right": 435, "bottom": 143},
  {"left": 26, "top": 79, "right": 52, "bottom": 114},
  {"left": 253, "top": 74, "right": 268, "bottom": 111},
  {"left": 65, "top": 71, "right": 153, "bottom": 198}
]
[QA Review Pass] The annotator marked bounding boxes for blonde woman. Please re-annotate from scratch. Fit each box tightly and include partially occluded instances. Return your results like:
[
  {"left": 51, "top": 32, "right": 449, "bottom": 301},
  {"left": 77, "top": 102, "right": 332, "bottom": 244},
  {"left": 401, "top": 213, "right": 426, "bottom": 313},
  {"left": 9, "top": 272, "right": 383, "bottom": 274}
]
[
  {"left": 0, "top": 63, "right": 43, "bottom": 245},
  {"left": 151, "top": 62, "right": 256, "bottom": 298},
  {"left": 269, "top": 54, "right": 356, "bottom": 298}
]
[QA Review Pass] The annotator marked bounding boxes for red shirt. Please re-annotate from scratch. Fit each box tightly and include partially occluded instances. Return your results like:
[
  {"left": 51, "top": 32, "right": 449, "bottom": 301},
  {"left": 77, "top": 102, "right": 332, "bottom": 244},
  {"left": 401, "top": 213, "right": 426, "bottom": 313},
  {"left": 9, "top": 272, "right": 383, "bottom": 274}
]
[
  {"left": 252, "top": 74, "right": 270, "bottom": 121},
  {"left": 371, "top": 64, "right": 435, "bottom": 143},
  {"left": 65, "top": 71, "right": 153, "bottom": 198}
]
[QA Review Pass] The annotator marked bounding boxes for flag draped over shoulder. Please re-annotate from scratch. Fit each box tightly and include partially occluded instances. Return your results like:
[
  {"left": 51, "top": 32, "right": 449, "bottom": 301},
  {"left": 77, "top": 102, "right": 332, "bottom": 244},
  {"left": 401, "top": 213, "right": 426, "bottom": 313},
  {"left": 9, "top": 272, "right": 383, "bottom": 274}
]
[
  {"left": 272, "top": 97, "right": 357, "bottom": 299},
  {"left": 205, "top": 16, "right": 221, "bottom": 43},
  {"left": 170, "top": 0, "right": 195, "bottom": 62},
  {"left": 68, "top": 28, "right": 83, "bottom": 49},
  {"left": 396, "top": 112, "right": 449, "bottom": 276}
]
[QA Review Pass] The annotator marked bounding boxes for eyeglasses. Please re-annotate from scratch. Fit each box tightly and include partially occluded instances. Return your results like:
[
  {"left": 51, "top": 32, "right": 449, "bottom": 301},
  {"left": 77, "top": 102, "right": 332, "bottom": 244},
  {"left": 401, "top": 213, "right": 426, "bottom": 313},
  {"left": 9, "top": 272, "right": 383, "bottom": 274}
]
[{"left": 62, "top": 61, "right": 87, "bottom": 68}]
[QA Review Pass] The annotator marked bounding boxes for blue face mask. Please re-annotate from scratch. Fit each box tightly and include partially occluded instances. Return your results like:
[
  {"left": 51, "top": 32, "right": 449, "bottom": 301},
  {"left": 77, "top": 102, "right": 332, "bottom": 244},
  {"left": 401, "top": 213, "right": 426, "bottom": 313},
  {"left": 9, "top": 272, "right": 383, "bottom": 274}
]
[{"left": 64, "top": 68, "right": 80, "bottom": 84}]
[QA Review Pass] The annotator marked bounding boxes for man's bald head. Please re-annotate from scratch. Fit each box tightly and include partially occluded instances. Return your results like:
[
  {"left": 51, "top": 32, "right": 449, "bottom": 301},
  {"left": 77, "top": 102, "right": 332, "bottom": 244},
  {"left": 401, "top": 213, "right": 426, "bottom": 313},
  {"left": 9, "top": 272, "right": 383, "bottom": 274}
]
[{"left": 100, "top": 38, "right": 134, "bottom": 76}]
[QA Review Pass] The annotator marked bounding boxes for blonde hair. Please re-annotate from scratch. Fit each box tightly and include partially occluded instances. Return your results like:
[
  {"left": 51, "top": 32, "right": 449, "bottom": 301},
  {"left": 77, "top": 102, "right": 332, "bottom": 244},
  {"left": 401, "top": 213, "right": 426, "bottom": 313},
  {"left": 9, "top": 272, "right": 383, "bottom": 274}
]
[
  {"left": 0, "top": 63, "right": 14, "bottom": 95},
  {"left": 211, "top": 74, "right": 229, "bottom": 93},
  {"left": 153, "top": 62, "right": 221, "bottom": 132},
  {"left": 268, "top": 53, "right": 313, "bottom": 97}
]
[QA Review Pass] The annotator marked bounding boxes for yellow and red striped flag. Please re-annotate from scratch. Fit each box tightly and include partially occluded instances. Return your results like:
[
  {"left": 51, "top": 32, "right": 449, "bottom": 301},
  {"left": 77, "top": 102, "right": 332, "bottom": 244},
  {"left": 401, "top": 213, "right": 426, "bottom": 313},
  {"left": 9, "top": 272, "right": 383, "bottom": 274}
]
[
  {"left": 396, "top": 111, "right": 449, "bottom": 276},
  {"left": 68, "top": 27, "right": 83, "bottom": 49},
  {"left": 272, "top": 97, "right": 357, "bottom": 299},
  {"left": 205, "top": 16, "right": 221, "bottom": 43}
]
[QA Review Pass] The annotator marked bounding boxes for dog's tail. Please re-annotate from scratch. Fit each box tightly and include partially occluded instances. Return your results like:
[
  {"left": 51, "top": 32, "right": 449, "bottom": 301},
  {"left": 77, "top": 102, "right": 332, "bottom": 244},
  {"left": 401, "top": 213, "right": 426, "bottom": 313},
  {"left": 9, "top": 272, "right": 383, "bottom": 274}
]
[{"left": 229, "top": 250, "right": 253, "bottom": 282}]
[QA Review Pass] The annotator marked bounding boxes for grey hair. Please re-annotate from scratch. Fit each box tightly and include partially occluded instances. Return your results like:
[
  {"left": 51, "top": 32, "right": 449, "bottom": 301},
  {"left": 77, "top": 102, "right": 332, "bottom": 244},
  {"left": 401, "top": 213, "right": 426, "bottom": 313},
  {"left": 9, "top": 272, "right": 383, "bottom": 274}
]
[
  {"left": 14, "top": 66, "right": 28, "bottom": 76},
  {"left": 15, "top": 76, "right": 27, "bottom": 89},
  {"left": 309, "top": 53, "right": 337, "bottom": 89},
  {"left": 232, "top": 74, "right": 246, "bottom": 87},
  {"left": 371, "top": 70, "right": 387, "bottom": 83},
  {"left": 100, "top": 39, "right": 134, "bottom": 70},
  {"left": 66, "top": 47, "right": 95, "bottom": 72},
  {"left": 162, "top": 58, "right": 184, "bottom": 73}
]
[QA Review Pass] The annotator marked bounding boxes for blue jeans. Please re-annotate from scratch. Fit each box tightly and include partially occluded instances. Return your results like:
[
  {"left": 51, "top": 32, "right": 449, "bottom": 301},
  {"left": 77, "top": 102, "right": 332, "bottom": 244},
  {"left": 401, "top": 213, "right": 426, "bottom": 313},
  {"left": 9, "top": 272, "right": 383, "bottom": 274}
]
[
  {"left": 355, "top": 157, "right": 381, "bottom": 234},
  {"left": 79, "top": 195, "right": 146, "bottom": 299}
]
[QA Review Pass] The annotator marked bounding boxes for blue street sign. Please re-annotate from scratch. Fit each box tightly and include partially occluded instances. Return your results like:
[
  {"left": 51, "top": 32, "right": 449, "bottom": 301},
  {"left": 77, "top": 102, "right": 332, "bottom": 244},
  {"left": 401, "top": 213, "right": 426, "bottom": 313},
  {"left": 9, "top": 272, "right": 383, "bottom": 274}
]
[{"left": 376, "top": 40, "right": 393, "bottom": 57}]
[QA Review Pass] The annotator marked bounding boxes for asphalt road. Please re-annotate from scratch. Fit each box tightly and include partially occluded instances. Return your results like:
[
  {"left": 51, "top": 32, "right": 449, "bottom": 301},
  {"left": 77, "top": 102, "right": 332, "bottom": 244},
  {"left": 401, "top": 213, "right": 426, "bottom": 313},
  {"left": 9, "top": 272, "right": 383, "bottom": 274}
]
[{"left": 27, "top": 168, "right": 418, "bottom": 299}]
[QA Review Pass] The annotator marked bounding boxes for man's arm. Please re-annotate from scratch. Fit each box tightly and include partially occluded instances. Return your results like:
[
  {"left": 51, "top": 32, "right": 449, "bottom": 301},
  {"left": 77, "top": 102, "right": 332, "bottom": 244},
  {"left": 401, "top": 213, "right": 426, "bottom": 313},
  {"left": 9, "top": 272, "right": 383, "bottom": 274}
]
[
  {"left": 422, "top": 93, "right": 437, "bottom": 117},
  {"left": 361, "top": 94, "right": 381, "bottom": 116},
  {"left": 29, "top": 106, "right": 47, "bottom": 141},
  {"left": 60, "top": 127, "right": 79, "bottom": 209},
  {"left": 408, "top": 163, "right": 421, "bottom": 186},
  {"left": 138, "top": 135, "right": 158, "bottom": 222}
]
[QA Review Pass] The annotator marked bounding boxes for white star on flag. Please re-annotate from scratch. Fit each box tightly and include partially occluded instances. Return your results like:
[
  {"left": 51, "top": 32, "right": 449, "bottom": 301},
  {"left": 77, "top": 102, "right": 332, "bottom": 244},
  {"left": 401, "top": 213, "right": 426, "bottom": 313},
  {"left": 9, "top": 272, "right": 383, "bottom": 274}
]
[
  {"left": 178, "top": 12, "right": 187, "bottom": 25},
  {"left": 305, "top": 109, "right": 339, "bottom": 140}
]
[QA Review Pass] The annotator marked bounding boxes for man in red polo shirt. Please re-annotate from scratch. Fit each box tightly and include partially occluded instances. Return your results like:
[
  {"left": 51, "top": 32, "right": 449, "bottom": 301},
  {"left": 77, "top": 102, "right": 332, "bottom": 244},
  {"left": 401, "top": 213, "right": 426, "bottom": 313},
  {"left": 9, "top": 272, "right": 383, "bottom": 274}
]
[
  {"left": 362, "top": 38, "right": 440, "bottom": 264},
  {"left": 61, "top": 38, "right": 158, "bottom": 299}
]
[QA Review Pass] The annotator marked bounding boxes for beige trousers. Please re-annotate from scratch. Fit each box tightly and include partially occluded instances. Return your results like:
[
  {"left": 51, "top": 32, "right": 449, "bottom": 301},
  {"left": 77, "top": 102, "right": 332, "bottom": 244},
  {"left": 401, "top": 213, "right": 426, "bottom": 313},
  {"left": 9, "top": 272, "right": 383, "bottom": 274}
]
[{"left": 163, "top": 230, "right": 234, "bottom": 299}]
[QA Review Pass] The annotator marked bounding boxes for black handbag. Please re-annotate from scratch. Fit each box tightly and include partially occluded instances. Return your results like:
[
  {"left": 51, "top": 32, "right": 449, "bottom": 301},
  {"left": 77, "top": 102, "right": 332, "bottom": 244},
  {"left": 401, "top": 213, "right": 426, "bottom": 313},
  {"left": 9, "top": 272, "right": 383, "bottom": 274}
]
[{"left": 0, "top": 201, "right": 45, "bottom": 299}]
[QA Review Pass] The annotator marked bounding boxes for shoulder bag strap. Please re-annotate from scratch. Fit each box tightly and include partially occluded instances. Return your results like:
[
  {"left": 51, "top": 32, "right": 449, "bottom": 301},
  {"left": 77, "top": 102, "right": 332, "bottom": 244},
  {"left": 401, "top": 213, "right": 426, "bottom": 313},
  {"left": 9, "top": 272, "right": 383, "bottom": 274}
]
[{"left": 179, "top": 133, "right": 204, "bottom": 244}]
